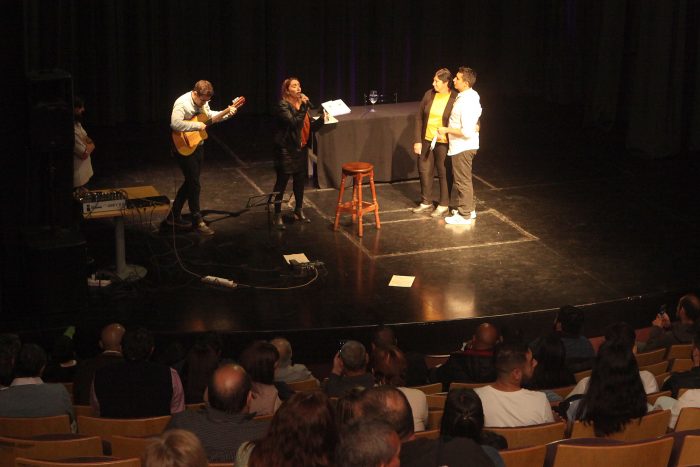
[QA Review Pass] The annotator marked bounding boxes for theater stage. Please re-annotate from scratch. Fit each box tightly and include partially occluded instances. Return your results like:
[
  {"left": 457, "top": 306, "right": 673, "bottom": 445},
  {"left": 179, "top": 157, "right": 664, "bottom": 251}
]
[{"left": 4, "top": 96, "right": 699, "bottom": 360}]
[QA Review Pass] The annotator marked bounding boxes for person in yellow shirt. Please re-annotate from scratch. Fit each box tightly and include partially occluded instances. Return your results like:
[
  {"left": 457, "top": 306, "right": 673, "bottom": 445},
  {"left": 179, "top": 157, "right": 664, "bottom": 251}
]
[{"left": 411, "top": 69, "right": 458, "bottom": 217}]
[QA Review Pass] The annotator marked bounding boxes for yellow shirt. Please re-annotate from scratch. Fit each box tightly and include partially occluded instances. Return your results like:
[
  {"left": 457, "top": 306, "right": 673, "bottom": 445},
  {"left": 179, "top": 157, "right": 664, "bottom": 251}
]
[{"left": 424, "top": 93, "right": 450, "bottom": 143}]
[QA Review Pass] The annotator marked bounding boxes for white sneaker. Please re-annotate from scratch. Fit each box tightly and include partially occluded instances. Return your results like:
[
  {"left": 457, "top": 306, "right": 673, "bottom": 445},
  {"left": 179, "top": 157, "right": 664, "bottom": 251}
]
[
  {"left": 445, "top": 210, "right": 474, "bottom": 225},
  {"left": 470, "top": 210, "right": 477, "bottom": 219},
  {"left": 412, "top": 203, "right": 433, "bottom": 213},
  {"left": 430, "top": 205, "right": 449, "bottom": 217}
]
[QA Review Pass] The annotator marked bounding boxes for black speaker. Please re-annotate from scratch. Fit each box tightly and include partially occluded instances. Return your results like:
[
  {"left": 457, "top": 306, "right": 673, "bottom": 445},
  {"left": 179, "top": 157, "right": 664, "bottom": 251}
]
[{"left": 25, "top": 70, "right": 75, "bottom": 228}]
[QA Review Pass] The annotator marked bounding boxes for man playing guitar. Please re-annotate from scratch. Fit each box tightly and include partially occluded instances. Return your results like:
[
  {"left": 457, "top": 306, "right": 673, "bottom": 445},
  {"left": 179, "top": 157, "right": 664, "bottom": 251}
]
[{"left": 167, "top": 80, "right": 244, "bottom": 235}]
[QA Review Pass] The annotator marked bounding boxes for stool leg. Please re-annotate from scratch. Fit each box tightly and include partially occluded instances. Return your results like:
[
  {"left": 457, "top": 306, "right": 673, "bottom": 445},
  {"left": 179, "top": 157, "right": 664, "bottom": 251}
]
[
  {"left": 357, "top": 173, "right": 364, "bottom": 237},
  {"left": 351, "top": 175, "right": 359, "bottom": 224},
  {"left": 370, "top": 169, "right": 380, "bottom": 229},
  {"left": 334, "top": 174, "right": 347, "bottom": 231}
]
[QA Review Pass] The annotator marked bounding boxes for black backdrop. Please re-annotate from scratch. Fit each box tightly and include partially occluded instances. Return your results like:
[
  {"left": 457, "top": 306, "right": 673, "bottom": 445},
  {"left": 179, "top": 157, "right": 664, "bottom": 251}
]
[{"left": 19, "top": 0, "right": 700, "bottom": 157}]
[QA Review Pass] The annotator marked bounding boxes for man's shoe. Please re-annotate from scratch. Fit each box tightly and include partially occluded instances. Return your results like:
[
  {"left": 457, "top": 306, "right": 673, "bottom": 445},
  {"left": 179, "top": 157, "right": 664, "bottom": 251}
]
[
  {"left": 274, "top": 213, "right": 286, "bottom": 230},
  {"left": 445, "top": 210, "right": 474, "bottom": 225},
  {"left": 196, "top": 221, "right": 214, "bottom": 235},
  {"left": 164, "top": 215, "right": 190, "bottom": 228},
  {"left": 412, "top": 203, "right": 433, "bottom": 213},
  {"left": 294, "top": 209, "right": 311, "bottom": 223},
  {"left": 430, "top": 205, "right": 449, "bottom": 218}
]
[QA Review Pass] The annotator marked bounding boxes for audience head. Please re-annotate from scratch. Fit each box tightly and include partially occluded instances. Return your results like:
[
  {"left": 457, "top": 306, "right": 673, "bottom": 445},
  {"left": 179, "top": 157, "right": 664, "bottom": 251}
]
[
  {"left": 335, "top": 387, "right": 365, "bottom": 429},
  {"left": 249, "top": 391, "right": 338, "bottom": 467},
  {"left": 472, "top": 323, "right": 500, "bottom": 350},
  {"left": 15, "top": 343, "right": 47, "bottom": 378},
  {"left": 336, "top": 419, "right": 401, "bottom": 467},
  {"left": 556, "top": 305, "right": 585, "bottom": 336},
  {"left": 371, "top": 325, "right": 398, "bottom": 350},
  {"left": 206, "top": 364, "right": 252, "bottom": 414},
  {"left": 340, "top": 340, "right": 369, "bottom": 374},
  {"left": 531, "top": 332, "right": 569, "bottom": 389},
  {"left": 440, "top": 388, "right": 484, "bottom": 441},
  {"left": 358, "top": 386, "right": 414, "bottom": 442},
  {"left": 493, "top": 341, "right": 536, "bottom": 387},
  {"left": 270, "top": 337, "right": 293, "bottom": 368},
  {"left": 99, "top": 323, "right": 125, "bottom": 352},
  {"left": 678, "top": 293, "right": 700, "bottom": 324},
  {"left": 183, "top": 335, "right": 221, "bottom": 403},
  {"left": 0, "top": 333, "right": 21, "bottom": 386},
  {"left": 50, "top": 335, "right": 75, "bottom": 364},
  {"left": 122, "top": 327, "right": 154, "bottom": 361},
  {"left": 576, "top": 340, "right": 647, "bottom": 436},
  {"left": 603, "top": 321, "right": 636, "bottom": 352},
  {"left": 240, "top": 341, "right": 279, "bottom": 385},
  {"left": 143, "top": 429, "right": 207, "bottom": 467},
  {"left": 371, "top": 345, "right": 407, "bottom": 387}
]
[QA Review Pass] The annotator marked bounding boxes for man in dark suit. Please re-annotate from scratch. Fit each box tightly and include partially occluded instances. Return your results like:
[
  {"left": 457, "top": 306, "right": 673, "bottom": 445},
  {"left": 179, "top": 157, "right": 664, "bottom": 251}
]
[{"left": 72, "top": 323, "right": 125, "bottom": 405}]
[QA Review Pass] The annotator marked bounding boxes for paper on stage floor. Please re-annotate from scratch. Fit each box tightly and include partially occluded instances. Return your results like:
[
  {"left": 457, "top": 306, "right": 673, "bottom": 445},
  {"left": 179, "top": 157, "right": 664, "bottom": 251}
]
[
  {"left": 283, "top": 253, "right": 310, "bottom": 264},
  {"left": 322, "top": 99, "right": 351, "bottom": 120},
  {"left": 389, "top": 275, "right": 415, "bottom": 287}
]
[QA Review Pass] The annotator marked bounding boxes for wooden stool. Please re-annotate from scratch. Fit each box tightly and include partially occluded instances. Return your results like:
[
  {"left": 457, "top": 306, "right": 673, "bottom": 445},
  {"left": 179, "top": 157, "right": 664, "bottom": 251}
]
[{"left": 333, "top": 162, "right": 381, "bottom": 237}]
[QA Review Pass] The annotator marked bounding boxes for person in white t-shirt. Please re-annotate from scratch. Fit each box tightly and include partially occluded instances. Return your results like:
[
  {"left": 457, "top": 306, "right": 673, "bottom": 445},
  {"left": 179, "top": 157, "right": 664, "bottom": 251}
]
[{"left": 474, "top": 342, "right": 554, "bottom": 427}]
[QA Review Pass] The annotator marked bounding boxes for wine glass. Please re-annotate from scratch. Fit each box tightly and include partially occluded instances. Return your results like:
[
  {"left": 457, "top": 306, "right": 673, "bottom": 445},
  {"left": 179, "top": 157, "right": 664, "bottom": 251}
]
[{"left": 368, "top": 90, "right": 378, "bottom": 111}]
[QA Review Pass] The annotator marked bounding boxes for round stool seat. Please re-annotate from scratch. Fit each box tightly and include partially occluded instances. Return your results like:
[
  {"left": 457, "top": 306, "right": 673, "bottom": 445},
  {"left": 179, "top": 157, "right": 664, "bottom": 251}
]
[{"left": 342, "top": 162, "right": 374, "bottom": 175}]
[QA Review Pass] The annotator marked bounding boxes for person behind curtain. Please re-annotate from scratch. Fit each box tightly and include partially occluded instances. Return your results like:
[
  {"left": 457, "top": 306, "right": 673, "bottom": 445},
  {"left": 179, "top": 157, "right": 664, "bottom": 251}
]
[
  {"left": 168, "top": 80, "right": 236, "bottom": 236},
  {"left": 271, "top": 77, "right": 325, "bottom": 229},
  {"left": 438, "top": 67, "right": 482, "bottom": 225},
  {"left": 73, "top": 96, "right": 94, "bottom": 192},
  {"left": 411, "top": 68, "right": 457, "bottom": 217}
]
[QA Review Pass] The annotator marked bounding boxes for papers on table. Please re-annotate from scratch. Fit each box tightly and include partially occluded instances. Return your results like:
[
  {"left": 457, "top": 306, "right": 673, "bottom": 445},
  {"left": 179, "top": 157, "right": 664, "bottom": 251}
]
[
  {"left": 283, "top": 253, "right": 309, "bottom": 264},
  {"left": 322, "top": 99, "right": 351, "bottom": 117}
]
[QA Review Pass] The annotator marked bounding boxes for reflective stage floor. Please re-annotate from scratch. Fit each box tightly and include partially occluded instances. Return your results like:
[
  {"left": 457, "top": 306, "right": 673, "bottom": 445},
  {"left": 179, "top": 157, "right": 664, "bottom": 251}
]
[{"left": 5, "top": 97, "right": 700, "bottom": 358}]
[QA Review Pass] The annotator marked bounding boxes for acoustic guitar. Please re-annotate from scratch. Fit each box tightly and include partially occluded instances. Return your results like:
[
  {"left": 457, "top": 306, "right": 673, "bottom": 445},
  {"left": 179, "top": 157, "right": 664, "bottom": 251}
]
[{"left": 172, "top": 96, "right": 246, "bottom": 156}]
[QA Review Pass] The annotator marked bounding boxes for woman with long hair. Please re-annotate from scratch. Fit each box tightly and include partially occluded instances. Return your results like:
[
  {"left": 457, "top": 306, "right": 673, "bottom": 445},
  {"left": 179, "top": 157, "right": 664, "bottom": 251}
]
[
  {"left": 411, "top": 68, "right": 458, "bottom": 217},
  {"left": 370, "top": 345, "right": 428, "bottom": 432},
  {"left": 239, "top": 391, "right": 338, "bottom": 467},
  {"left": 440, "top": 388, "right": 506, "bottom": 466},
  {"left": 271, "top": 77, "right": 325, "bottom": 229},
  {"left": 239, "top": 341, "right": 282, "bottom": 416},
  {"left": 528, "top": 332, "right": 576, "bottom": 390},
  {"left": 572, "top": 340, "right": 648, "bottom": 436}
]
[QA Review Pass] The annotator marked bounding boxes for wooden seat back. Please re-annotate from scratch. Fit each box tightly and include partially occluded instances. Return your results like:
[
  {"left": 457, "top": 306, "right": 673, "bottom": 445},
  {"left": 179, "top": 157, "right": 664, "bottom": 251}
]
[
  {"left": 413, "top": 383, "right": 442, "bottom": 395},
  {"left": 552, "top": 436, "right": 673, "bottom": 467},
  {"left": 635, "top": 348, "right": 666, "bottom": 367},
  {"left": 413, "top": 429, "right": 439, "bottom": 440},
  {"left": 426, "top": 410, "right": 443, "bottom": 431},
  {"left": 426, "top": 394, "right": 447, "bottom": 410},
  {"left": 15, "top": 457, "right": 141, "bottom": 467},
  {"left": 489, "top": 421, "right": 566, "bottom": 449},
  {"left": 677, "top": 434, "right": 700, "bottom": 466},
  {"left": 675, "top": 407, "right": 700, "bottom": 432},
  {"left": 448, "top": 382, "right": 489, "bottom": 391},
  {"left": 666, "top": 344, "right": 693, "bottom": 361},
  {"left": 77, "top": 415, "right": 171, "bottom": 444},
  {"left": 639, "top": 361, "right": 669, "bottom": 376},
  {"left": 573, "top": 369, "right": 592, "bottom": 382},
  {"left": 570, "top": 410, "right": 671, "bottom": 441},
  {"left": 424, "top": 355, "right": 449, "bottom": 369},
  {"left": 499, "top": 444, "right": 547, "bottom": 467},
  {"left": 0, "top": 435, "right": 102, "bottom": 465},
  {"left": 111, "top": 435, "right": 157, "bottom": 460},
  {"left": 671, "top": 359, "right": 693, "bottom": 373},
  {"left": 0, "top": 415, "right": 71, "bottom": 438},
  {"left": 286, "top": 378, "right": 320, "bottom": 392}
]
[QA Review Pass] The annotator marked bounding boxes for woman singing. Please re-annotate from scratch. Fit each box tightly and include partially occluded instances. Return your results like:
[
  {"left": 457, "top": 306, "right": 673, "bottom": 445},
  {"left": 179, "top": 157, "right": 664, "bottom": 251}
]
[
  {"left": 272, "top": 77, "right": 325, "bottom": 229},
  {"left": 412, "top": 68, "right": 458, "bottom": 217}
]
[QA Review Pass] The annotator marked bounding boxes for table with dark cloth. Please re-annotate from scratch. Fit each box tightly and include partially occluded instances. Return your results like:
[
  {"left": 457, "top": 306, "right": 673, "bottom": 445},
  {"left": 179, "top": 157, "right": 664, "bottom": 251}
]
[{"left": 313, "top": 102, "right": 420, "bottom": 189}]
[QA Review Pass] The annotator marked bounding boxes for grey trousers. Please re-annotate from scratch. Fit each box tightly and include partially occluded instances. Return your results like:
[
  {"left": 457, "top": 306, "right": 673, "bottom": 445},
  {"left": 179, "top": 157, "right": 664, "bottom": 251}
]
[{"left": 446, "top": 149, "right": 477, "bottom": 216}]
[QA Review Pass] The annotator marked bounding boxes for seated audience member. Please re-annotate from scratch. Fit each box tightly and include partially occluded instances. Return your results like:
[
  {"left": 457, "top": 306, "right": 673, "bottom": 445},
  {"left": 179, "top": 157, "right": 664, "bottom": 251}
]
[
  {"left": 553, "top": 305, "right": 595, "bottom": 371},
  {"left": 441, "top": 388, "right": 506, "bottom": 467},
  {"left": 371, "top": 344, "right": 429, "bottom": 432},
  {"left": 662, "top": 331, "right": 700, "bottom": 398},
  {"left": 42, "top": 334, "right": 78, "bottom": 383},
  {"left": 474, "top": 342, "right": 554, "bottom": 427},
  {"left": 569, "top": 340, "right": 648, "bottom": 436},
  {"left": 0, "top": 333, "right": 21, "bottom": 388},
  {"left": 240, "top": 341, "right": 283, "bottom": 415},
  {"left": 641, "top": 293, "right": 700, "bottom": 352},
  {"left": 664, "top": 387, "right": 700, "bottom": 429},
  {"left": 324, "top": 340, "right": 375, "bottom": 397},
  {"left": 432, "top": 323, "right": 499, "bottom": 391},
  {"left": 357, "top": 386, "right": 493, "bottom": 467},
  {"left": 144, "top": 429, "right": 207, "bottom": 467},
  {"left": 270, "top": 336, "right": 314, "bottom": 383},
  {"left": 371, "top": 325, "right": 428, "bottom": 387},
  {"left": 92, "top": 326, "right": 185, "bottom": 417},
  {"left": 0, "top": 343, "right": 74, "bottom": 423},
  {"left": 180, "top": 333, "right": 221, "bottom": 403},
  {"left": 567, "top": 322, "right": 659, "bottom": 398},
  {"left": 527, "top": 332, "right": 576, "bottom": 397},
  {"left": 336, "top": 419, "right": 401, "bottom": 467},
  {"left": 72, "top": 323, "right": 125, "bottom": 405},
  {"left": 168, "top": 364, "right": 269, "bottom": 462},
  {"left": 237, "top": 391, "right": 338, "bottom": 467}
]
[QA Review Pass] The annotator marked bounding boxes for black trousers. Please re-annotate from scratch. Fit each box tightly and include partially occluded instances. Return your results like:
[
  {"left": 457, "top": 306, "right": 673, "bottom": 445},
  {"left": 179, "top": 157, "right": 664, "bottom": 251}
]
[
  {"left": 273, "top": 147, "right": 307, "bottom": 214},
  {"left": 171, "top": 146, "right": 204, "bottom": 225},
  {"left": 417, "top": 141, "right": 449, "bottom": 206}
]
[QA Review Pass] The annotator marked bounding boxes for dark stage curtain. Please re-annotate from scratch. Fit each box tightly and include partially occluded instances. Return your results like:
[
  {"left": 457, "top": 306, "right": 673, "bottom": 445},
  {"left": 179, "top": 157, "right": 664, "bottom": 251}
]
[{"left": 21, "top": 0, "right": 700, "bottom": 158}]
